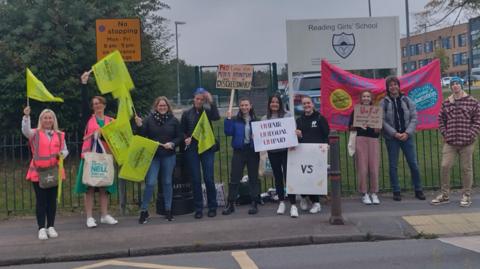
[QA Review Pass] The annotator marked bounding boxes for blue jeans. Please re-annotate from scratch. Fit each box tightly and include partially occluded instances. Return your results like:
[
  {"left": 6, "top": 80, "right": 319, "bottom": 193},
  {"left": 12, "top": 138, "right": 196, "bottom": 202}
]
[
  {"left": 385, "top": 136, "right": 423, "bottom": 192},
  {"left": 141, "top": 154, "right": 176, "bottom": 211},
  {"left": 185, "top": 144, "right": 217, "bottom": 212}
]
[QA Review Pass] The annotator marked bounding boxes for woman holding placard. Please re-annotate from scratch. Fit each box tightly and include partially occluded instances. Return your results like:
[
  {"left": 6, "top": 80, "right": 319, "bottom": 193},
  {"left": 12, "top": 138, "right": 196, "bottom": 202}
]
[
  {"left": 295, "top": 96, "right": 330, "bottom": 214},
  {"left": 349, "top": 91, "right": 381, "bottom": 205},
  {"left": 74, "top": 71, "right": 118, "bottom": 228},
  {"left": 22, "top": 107, "right": 68, "bottom": 240},
  {"left": 222, "top": 98, "right": 261, "bottom": 215},
  {"left": 134, "top": 96, "right": 182, "bottom": 223},
  {"left": 261, "top": 95, "right": 298, "bottom": 217}
]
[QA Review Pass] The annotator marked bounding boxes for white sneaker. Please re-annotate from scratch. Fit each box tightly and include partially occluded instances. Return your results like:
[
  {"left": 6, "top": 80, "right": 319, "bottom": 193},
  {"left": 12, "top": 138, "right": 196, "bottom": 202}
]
[
  {"left": 86, "top": 217, "right": 97, "bottom": 228},
  {"left": 370, "top": 193, "right": 380, "bottom": 205},
  {"left": 100, "top": 214, "right": 118, "bottom": 225},
  {"left": 309, "top": 202, "right": 321, "bottom": 214},
  {"left": 38, "top": 228, "right": 48, "bottom": 240},
  {"left": 300, "top": 197, "right": 309, "bottom": 211},
  {"left": 277, "top": 201, "right": 286, "bottom": 215},
  {"left": 362, "top": 193, "right": 372, "bottom": 205},
  {"left": 46, "top": 227, "right": 58, "bottom": 238},
  {"left": 290, "top": 205, "right": 299, "bottom": 218}
]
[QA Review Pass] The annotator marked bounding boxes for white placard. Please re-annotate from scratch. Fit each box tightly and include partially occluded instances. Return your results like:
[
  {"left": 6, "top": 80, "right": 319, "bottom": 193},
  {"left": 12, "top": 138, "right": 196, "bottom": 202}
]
[
  {"left": 286, "top": 143, "right": 328, "bottom": 195},
  {"left": 252, "top": 117, "right": 298, "bottom": 152}
]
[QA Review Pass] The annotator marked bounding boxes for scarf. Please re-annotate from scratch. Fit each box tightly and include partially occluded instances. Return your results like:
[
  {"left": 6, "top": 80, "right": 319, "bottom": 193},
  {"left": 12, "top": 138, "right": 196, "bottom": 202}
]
[{"left": 153, "top": 111, "right": 170, "bottom": 126}]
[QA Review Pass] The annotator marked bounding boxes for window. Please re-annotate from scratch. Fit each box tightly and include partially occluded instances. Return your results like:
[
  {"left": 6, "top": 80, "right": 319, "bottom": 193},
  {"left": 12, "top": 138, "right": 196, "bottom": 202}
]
[
  {"left": 416, "top": 43, "right": 423, "bottom": 55},
  {"left": 458, "top": 33, "right": 467, "bottom": 47},
  {"left": 403, "top": 63, "right": 409, "bottom": 73},
  {"left": 402, "top": 47, "right": 407, "bottom": 57},
  {"left": 410, "top": 61, "right": 417, "bottom": 71},
  {"left": 453, "top": 53, "right": 468, "bottom": 66},
  {"left": 442, "top": 37, "right": 451, "bottom": 49},
  {"left": 409, "top": 44, "right": 416, "bottom": 56},
  {"left": 418, "top": 59, "right": 431, "bottom": 67},
  {"left": 424, "top": 41, "right": 433, "bottom": 53}
]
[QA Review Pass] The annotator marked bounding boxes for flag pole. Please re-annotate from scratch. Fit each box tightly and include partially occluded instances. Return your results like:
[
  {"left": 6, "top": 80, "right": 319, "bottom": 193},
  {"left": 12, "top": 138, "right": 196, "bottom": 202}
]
[{"left": 228, "top": 88, "right": 235, "bottom": 114}]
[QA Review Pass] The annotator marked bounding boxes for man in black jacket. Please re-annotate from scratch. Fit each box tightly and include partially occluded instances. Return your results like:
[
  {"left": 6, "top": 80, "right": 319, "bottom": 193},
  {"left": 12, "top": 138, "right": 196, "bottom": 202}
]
[{"left": 181, "top": 88, "right": 220, "bottom": 219}]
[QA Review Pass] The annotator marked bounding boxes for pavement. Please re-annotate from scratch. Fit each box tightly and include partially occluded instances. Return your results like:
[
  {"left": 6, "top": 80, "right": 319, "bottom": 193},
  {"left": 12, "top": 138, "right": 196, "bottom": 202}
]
[{"left": 1, "top": 191, "right": 479, "bottom": 267}]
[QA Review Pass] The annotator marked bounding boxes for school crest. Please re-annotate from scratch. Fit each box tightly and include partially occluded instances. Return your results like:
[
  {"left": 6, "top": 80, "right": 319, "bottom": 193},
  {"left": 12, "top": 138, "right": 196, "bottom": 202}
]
[{"left": 332, "top": 32, "right": 355, "bottom": 59}]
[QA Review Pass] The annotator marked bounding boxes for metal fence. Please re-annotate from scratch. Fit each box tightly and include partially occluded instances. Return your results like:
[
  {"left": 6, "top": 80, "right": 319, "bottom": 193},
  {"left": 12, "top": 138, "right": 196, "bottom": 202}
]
[{"left": 1, "top": 128, "right": 478, "bottom": 215}]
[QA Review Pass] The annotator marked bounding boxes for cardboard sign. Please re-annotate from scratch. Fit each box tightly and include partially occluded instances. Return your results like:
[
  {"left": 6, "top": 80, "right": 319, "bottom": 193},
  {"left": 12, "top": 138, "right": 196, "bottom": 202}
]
[
  {"left": 216, "top": 64, "right": 253, "bottom": 90},
  {"left": 96, "top": 18, "right": 142, "bottom": 62},
  {"left": 352, "top": 104, "right": 383, "bottom": 129},
  {"left": 252, "top": 117, "right": 299, "bottom": 152},
  {"left": 286, "top": 143, "right": 328, "bottom": 195}
]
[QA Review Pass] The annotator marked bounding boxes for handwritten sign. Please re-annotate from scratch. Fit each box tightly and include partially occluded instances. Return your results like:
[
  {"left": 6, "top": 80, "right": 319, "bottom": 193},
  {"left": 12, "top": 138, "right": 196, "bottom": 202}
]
[
  {"left": 252, "top": 117, "right": 298, "bottom": 152},
  {"left": 216, "top": 64, "right": 253, "bottom": 90},
  {"left": 96, "top": 18, "right": 142, "bottom": 62},
  {"left": 353, "top": 104, "right": 383, "bottom": 129},
  {"left": 286, "top": 143, "right": 328, "bottom": 195}
]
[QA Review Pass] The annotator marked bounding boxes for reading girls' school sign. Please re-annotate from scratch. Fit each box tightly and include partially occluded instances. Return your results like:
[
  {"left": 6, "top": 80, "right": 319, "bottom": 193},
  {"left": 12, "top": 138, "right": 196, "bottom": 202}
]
[
  {"left": 353, "top": 104, "right": 383, "bottom": 129},
  {"left": 216, "top": 64, "right": 254, "bottom": 90},
  {"left": 286, "top": 143, "right": 328, "bottom": 195},
  {"left": 252, "top": 117, "right": 298, "bottom": 152},
  {"left": 96, "top": 18, "right": 142, "bottom": 62}
]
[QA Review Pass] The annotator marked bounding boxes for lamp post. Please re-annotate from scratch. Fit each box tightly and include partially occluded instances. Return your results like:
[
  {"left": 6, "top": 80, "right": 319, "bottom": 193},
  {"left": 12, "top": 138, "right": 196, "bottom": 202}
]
[{"left": 175, "top": 21, "right": 186, "bottom": 105}]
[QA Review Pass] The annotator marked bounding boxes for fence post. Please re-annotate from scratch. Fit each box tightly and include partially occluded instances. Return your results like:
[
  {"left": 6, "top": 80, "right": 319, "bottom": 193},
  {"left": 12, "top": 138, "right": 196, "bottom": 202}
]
[{"left": 329, "top": 131, "right": 344, "bottom": 225}]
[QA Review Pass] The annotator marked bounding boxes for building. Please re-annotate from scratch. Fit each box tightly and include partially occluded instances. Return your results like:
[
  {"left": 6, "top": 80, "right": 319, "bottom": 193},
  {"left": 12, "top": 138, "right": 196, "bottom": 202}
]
[{"left": 400, "top": 23, "right": 468, "bottom": 77}]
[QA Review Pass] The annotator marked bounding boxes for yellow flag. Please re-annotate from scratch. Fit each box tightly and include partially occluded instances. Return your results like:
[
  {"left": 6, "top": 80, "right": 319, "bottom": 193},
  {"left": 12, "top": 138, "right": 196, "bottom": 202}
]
[
  {"left": 57, "top": 155, "right": 64, "bottom": 203},
  {"left": 26, "top": 68, "right": 64, "bottom": 102},
  {"left": 116, "top": 88, "right": 134, "bottom": 122},
  {"left": 101, "top": 117, "right": 133, "bottom": 165},
  {"left": 119, "top": 135, "right": 159, "bottom": 182},
  {"left": 92, "top": 50, "right": 135, "bottom": 95},
  {"left": 192, "top": 111, "right": 216, "bottom": 154}
]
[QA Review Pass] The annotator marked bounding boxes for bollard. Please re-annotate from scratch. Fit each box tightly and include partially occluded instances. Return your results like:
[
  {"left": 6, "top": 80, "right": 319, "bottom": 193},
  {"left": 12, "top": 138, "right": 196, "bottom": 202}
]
[{"left": 328, "top": 131, "right": 344, "bottom": 225}]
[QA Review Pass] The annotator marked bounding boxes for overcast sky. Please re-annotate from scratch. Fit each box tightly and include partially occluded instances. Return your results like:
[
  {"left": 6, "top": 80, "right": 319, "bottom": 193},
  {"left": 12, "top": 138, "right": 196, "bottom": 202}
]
[{"left": 160, "top": 0, "right": 434, "bottom": 65}]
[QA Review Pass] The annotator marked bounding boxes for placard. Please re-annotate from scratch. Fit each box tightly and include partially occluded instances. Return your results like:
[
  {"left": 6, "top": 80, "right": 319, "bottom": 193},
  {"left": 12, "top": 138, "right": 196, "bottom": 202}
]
[
  {"left": 251, "top": 117, "right": 298, "bottom": 152},
  {"left": 286, "top": 143, "right": 328, "bottom": 195},
  {"left": 352, "top": 104, "right": 383, "bottom": 129},
  {"left": 96, "top": 18, "right": 142, "bottom": 62},
  {"left": 216, "top": 64, "right": 253, "bottom": 90}
]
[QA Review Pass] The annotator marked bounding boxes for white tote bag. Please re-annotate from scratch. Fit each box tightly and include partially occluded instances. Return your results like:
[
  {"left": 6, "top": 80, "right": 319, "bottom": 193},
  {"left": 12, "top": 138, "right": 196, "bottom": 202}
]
[
  {"left": 82, "top": 135, "right": 115, "bottom": 187},
  {"left": 347, "top": 131, "right": 357, "bottom": 157}
]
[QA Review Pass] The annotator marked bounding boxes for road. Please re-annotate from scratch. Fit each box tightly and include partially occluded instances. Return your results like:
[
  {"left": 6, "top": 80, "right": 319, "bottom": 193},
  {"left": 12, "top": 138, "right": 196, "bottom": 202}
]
[{"left": 8, "top": 236, "right": 480, "bottom": 269}]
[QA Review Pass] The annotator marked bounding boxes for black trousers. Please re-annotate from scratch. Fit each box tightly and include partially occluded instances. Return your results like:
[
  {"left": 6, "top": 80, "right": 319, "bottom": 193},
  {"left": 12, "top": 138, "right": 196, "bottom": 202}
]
[
  {"left": 32, "top": 182, "right": 58, "bottom": 229},
  {"left": 268, "top": 151, "right": 296, "bottom": 204},
  {"left": 228, "top": 147, "right": 260, "bottom": 202}
]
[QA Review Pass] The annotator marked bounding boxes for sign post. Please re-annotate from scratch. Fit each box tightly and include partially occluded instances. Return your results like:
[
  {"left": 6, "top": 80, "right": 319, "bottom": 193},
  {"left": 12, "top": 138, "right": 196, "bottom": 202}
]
[
  {"left": 216, "top": 64, "right": 254, "bottom": 113},
  {"left": 96, "top": 18, "right": 142, "bottom": 62}
]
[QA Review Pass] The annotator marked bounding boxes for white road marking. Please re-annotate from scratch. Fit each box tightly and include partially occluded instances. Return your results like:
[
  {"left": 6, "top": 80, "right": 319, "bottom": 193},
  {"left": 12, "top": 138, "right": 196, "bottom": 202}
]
[{"left": 439, "top": 236, "right": 480, "bottom": 254}]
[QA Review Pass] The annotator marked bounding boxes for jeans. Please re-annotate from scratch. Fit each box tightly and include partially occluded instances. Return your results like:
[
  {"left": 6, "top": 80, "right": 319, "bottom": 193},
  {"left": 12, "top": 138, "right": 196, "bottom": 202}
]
[
  {"left": 385, "top": 136, "right": 423, "bottom": 192},
  {"left": 228, "top": 147, "right": 260, "bottom": 203},
  {"left": 141, "top": 154, "right": 176, "bottom": 211},
  {"left": 185, "top": 144, "right": 217, "bottom": 212}
]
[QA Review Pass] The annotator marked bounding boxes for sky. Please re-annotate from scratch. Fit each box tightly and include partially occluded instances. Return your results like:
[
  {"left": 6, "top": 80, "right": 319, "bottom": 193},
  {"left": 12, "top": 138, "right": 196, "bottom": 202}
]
[{"left": 160, "top": 0, "right": 435, "bottom": 65}]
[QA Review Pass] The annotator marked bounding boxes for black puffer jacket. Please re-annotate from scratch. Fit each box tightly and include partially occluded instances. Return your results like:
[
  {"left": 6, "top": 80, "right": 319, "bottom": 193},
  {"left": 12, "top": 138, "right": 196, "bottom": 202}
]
[
  {"left": 136, "top": 113, "right": 182, "bottom": 157},
  {"left": 181, "top": 104, "right": 220, "bottom": 141}
]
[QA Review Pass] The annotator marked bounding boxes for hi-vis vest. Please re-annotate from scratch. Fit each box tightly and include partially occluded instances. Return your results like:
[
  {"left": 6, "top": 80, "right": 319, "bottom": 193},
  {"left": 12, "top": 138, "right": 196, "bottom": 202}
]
[
  {"left": 81, "top": 115, "right": 112, "bottom": 158},
  {"left": 26, "top": 129, "right": 65, "bottom": 182}
]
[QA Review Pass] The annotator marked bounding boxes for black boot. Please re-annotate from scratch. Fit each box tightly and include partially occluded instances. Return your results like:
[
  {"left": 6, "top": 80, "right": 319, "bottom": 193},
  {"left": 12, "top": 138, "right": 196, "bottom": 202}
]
[
  {"left": 165, "top": 210, "right": 174, "bottom": 221},
  {"left": 222, "top": 201, "right": 235, "bottom": 215},
  {"left": 415, "top": 191, "right": 426, "bottom": 200},
  {"left": 139, "top": 210, "right": 149, "bottom": 224},
  {"left": 248, "top": 201, "right": 258, "bottom": 215}
]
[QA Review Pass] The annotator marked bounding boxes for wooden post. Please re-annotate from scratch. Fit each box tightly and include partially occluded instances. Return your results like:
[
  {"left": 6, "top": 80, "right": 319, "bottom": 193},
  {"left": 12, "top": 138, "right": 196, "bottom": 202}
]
[{"left": 228, "top": 88, "right": 235, "bottom": 113}]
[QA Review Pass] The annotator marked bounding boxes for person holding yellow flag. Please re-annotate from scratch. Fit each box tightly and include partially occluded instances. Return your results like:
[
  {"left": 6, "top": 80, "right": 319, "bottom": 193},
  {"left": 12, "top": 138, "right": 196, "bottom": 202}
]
[
  {"left": 74, "top": 71, "right": 118, "bottom": 228},
  {"left": 222, "top": 98, "right": 261, "bottom": 215},
  {"left": 134, "top": 97, "right": 182, "bottom": 223},
  {"left": 181, "top": 88, "right": 220, "bottom": 219},
  {"left": 22, "top": 106, "right": 68, "bottom": 240}
]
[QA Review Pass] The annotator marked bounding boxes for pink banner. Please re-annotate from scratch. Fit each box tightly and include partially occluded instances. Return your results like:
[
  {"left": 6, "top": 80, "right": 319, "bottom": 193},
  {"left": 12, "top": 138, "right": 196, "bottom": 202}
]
[{"left": 320, "top": 59, "right": 442, "bottom": 131}]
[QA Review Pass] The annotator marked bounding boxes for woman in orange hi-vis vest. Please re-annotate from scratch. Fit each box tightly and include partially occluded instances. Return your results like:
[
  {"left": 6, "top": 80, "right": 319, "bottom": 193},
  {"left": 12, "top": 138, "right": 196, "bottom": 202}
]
[
  {"left": 74, "top": 71, "right": 118, "bottom": 229},
  {"left": 22, "top": 106, "right": 68, "bottom": 240}
]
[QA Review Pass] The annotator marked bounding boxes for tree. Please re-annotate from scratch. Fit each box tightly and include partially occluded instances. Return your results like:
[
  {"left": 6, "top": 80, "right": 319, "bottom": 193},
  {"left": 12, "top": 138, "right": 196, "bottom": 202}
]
[
  {"left": 0, "top": 0, "right": 172, "bottom": 134},
  {"left": 415, "top": 0, "right": 480, "bottom": 31},
  {"left": 434, "top": 48, "right": 450, "bottom": 75}
]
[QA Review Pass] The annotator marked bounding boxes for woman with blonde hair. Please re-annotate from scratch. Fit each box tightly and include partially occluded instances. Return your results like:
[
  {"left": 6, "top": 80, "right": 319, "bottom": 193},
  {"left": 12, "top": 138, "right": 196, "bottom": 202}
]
[
  {"left": 134, "top": 96, "right": 182, "bottom": 223},
  {"left": 22, "top": 106, "right": 68, "bottom": 240}
]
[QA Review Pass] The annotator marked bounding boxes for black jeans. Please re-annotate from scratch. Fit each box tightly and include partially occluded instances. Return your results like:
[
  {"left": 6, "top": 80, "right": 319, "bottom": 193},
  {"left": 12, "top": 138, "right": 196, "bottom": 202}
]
[
  {"left": 228, "top": 147, "right": 260, "bottom": 203},
  {"left": 32, "top": 182, "right": 58, "bottom": 229},
  {"left": 268, "top": 151, "right": 296, "bottom": 204}
]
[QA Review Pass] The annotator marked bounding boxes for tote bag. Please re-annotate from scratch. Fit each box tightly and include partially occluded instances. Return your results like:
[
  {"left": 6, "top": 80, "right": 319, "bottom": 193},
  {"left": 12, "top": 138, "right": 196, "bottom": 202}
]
[
  {"left": 82, "top": 134, "right": 115, "bottom": 187},
  {"left": 347, "top": 131, "right": 357, "bottom": 157}
]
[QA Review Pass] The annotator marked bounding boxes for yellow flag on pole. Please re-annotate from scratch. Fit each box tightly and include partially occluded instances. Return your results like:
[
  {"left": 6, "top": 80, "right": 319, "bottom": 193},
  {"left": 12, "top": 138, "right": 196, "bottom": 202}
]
[
  {"left": 192, "top": 111, "right": 216, "bottom": 154},
  {"left": 92, "top": 50, "right": 135, "bottom": 95},
  {"left": 26, "top": 68, "right": 64, "bottom": 102},
  {"left": 101, "top": 117, "right": 133, "bottom": 165},
  {"left": 116, "top": 88, "right": 134, "bottom": 121},
  {"left": 119, "top": 135, "right": 159, "bottom": 182}
]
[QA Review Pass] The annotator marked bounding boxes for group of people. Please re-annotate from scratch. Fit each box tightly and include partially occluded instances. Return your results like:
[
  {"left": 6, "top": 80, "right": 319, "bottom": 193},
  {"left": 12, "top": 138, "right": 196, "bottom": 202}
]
[
  {"left": 350, "top": 76, "right": 480, "bottom": 208},
  {"left": 22, "top": 73, "right": 479, "bottom": 240}
]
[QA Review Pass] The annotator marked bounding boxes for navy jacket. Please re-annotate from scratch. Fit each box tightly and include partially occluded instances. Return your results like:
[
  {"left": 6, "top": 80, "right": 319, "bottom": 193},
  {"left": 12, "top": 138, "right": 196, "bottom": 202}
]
[{"left": 224, "top": 117, "right": 255, "bottom": 150}]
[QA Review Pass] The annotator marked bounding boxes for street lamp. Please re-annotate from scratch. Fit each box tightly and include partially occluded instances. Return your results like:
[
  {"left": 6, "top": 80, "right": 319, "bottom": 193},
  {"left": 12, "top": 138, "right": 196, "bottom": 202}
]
[{"left": 175, "top": 21, "right": 186, "bottom": 105}]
